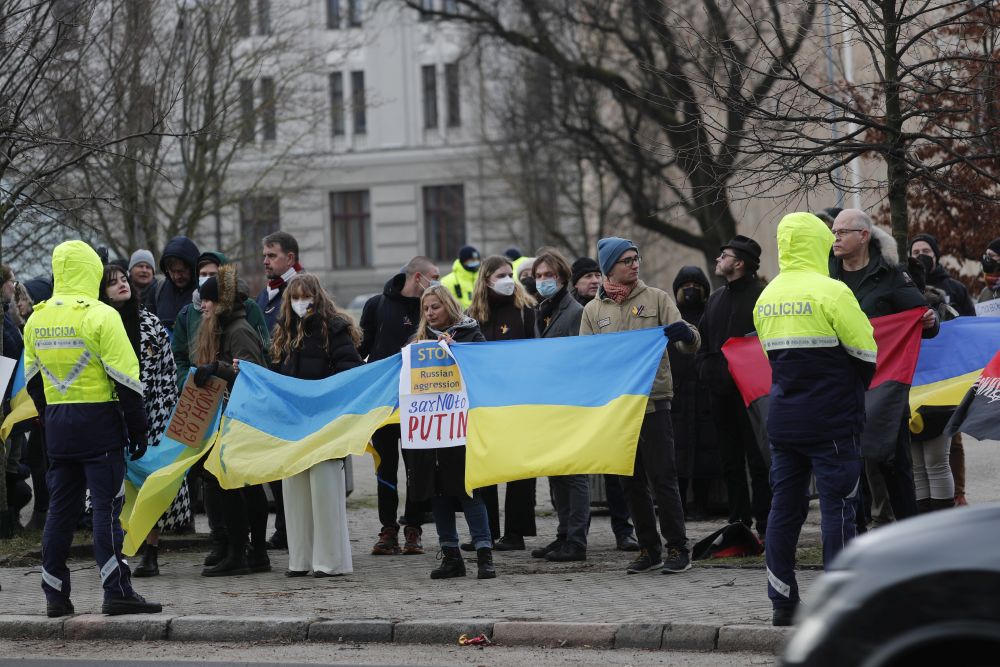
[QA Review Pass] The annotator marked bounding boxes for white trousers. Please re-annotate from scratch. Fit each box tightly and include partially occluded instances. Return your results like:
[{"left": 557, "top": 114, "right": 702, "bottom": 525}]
[
  {"left": 282, "top": 459, "right": 353, "bottom": 575},
  {"left": 911, "top": 435, "right": 954, "bottom": 501}
]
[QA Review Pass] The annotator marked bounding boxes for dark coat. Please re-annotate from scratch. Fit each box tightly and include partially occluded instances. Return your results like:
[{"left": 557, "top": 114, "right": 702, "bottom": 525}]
[
  {"left": 358, "top": 273, "right": 421, "bottom": 362},
  {"left": 697, "top": 272, "right": 765, "bottom": 396},
  {"left": 407, "top": 319, "right": 485, "bottom": 502},
  {"left": 926, "top": 264, "right": 975, "bottom": 317},
  {"left": 478, "top": 293, "right": 535, "bottom": 342},
  {"left": 211, "top": 305, "right": 267, "bottom": 389},
  {"left": 535, "top": 289, "right": 582, "bottom": 339},
  {"left": 150, "top": 236, "right": 199, "bottom": 330},
  {"left": 273, "top": 315, "right": 363, "bottom": 380},
  {"left": 256, "top": 284, "right": 285, "bottom": 337}
]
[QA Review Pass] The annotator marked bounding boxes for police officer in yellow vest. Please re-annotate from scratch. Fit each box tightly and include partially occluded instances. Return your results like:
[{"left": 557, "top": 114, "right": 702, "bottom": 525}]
[{"left": 23, "top": 241, "right": 162, "bottom": 618}]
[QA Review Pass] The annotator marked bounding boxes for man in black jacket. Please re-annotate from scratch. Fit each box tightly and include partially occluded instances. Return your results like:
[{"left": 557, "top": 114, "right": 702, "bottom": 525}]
[
  {"left": 359, "top": 256, "right": 439, "bottom": 556},
  {"left": 148, "top": 236, "right": 199, "bottom": 331},
  {"left": 830, "top": 209, "right": 938, "bottom": 526},
  {"left": 908, "top": 233, "right": 975, "bottom": 317},
  {"left": 697, "top": 236, "right": 770, "bottom": 538}
]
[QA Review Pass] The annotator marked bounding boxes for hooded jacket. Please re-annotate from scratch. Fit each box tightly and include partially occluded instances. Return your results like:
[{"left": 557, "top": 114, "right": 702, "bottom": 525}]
[
  {"left": 358, "top": 273, "right": 421, "bottom": 362},
  {"left": 754, "top": 213, "right": 877, "bottom": 445},
  {"left": 697, "top": 268, "right": 765, "bottom": 396},
  {"left": 151, "top": 236, "right": 199, "bottom": 330},
  {"left": 925, "top": 264, "right": 975, "bottom": 317},
  {"left": 23, "top": 241, "right": 148, "bottom": 459},
  {"left": 439, "top": 259, "right": 478, "bottom": 309}
]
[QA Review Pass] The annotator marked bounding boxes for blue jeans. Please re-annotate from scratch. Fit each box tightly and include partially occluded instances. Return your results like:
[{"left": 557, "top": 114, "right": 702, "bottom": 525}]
[
  {"left": 431, "top": 492, "right": 492, "bottom": 550},
  {"left": 766, "top": 434, "right": 862, "bottom": 610}
]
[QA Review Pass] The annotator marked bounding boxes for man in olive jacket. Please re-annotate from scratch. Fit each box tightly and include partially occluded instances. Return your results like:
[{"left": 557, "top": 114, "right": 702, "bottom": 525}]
[{"left": 580, "top": 237, "right": 700, "bottom": 575}]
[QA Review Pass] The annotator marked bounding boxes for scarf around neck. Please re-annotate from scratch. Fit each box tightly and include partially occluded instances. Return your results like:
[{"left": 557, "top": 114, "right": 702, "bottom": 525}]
[
  {"left": 603, "top": 278, "right": 636, "bottom": 305},
  {"left": 267, "top": 264, "right": 303, "bottom": 300}
]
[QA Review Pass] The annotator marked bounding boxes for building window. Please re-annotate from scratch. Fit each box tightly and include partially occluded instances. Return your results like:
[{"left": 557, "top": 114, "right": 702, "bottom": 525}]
[
  {"left": 239, "top": 196, "right": 281, "bottom": 279},
  {"left": 418, "top": 0, "right": 433, "bottom": 21},
  {"left": 351, "top": 70, "right": 366, "bottom": 135},
  {"left": 442, "top": 0, "right": 457, "bottom": 13},
  {"left": 445, "top": 62, "right": 460, "bottom": 128},
  {"left": 330, "top": 190, "right": 371, "bottom": 268},
  {"left": 329, "top": 72, "right": 344, "bottom": 136},
  {"left": 326, "top": 0, "right": 340, "bottom": 28},
  {"left": 260, "top": 77, "right": 276, "bottom": 141},
  {"left": 423, "top": 185, "right": 465, "bottom": 261},
  {"left": 235, "top": 0, "right": 251, "bottom": 37},
  {"left": 239, "top": 79, "right": 255, "bottom": 142},
  {"left": 422, "top": 65, "right": 437, "bottom": 130},
  {"left": 257, "top": 0, "right": 271, "bottom": 35},
  {"left": 348, "top": 0, "right": 362, "bottom": 27}
]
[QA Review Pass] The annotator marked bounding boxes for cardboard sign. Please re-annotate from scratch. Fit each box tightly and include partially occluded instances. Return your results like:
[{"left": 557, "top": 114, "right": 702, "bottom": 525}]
[
  {"left": 975, "top": 299, "right": 1000, "bottom": 318},
  {"left": 165, "top": 375, "right": 228, "bottom": 447},
  {"left": 399, "top": 341, "right": 469, "bottom": 449}
]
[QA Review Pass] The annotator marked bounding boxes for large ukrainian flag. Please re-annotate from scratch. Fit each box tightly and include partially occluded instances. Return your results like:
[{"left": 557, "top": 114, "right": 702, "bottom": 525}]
[
  {"left": 204, "top": 354, "right": 401, "bottom": 489},
  {"left": 452, "top": 327, "right": 668, "bottom": 495}
]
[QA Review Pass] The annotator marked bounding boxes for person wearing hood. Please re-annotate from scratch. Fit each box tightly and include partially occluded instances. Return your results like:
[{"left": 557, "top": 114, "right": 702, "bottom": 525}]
[
  {"left": 581, "top": 237, "right": 701, "bottom": 576},
  {"left": 830, "top": 209, "right": 938, "bottom": 528},
  {"left": 439, "top": 245, "right": 481, "bottom": 309},
  {"left": 697, "top": 237, "right": 771, "bottom": 538},
  {"left": 670, "top": 265, "right": 717, "bottom": 522},
  {"left": 466, "top": 255, "right": 538, "bottom": 552},
  {"left": 976, "top": 237, "right": 1000, "bottom": 304},
  {"left": 755, "top": 212, "right": 878, "bottom": 626},
  {"left": 148, "top": 236, "right": 199, "bottom": 331},
  {"left": 407, "top": 284, "right": 495, "bottom": 580},
  {"left": 908, "top": 233, "right": 975, "bottom": 316},
  {"left": 359, "top": 256, "right": 439, "bottom": 557},
  {"left": 192, "top": 264, "right": 271, "bottom": 577},
  {"left": 23, "top": 241, "right": 161, "bottom": 617}
]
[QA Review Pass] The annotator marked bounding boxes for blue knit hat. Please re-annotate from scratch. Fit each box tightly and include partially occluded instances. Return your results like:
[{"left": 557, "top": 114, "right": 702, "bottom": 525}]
[{"left": 597, "top": 237, "right": 638, "bottom": 276}]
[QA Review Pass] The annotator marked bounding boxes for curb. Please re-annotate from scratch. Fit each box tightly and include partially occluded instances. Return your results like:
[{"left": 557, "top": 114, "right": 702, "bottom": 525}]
[{"left": 0, "top": 614, "right": 791, "bottom": 654}]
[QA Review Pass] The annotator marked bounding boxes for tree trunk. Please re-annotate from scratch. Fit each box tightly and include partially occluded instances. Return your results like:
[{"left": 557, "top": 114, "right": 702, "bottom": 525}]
[{"left": 882, "top": 0, "right": 910, "bottom": 259}]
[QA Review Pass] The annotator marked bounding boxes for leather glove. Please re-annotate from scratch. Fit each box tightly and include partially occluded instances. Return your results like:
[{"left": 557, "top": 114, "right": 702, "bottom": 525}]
[
  {"left": 664, "top": 321, "right": 695, "bottom": 344},
  {"left": 128, "top": 439, "right": 148, "bottom": 461},
  {"left": 193, "top": 361, "right": 219, "bottom": 388}
]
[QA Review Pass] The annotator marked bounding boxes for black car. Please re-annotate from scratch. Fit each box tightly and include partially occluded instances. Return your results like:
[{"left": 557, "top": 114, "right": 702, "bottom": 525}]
[{"left": 782, "top": 503, "right": 1000, "bottom": 667}]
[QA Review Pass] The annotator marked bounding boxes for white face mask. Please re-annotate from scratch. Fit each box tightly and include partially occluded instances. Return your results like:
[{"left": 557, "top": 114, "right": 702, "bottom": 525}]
[
  {"left": 198, "top": 276, "right": 211, "bottom": 287},
  {"left": 490, "top": 276, "right": 516, "bottom": 296},
  {"left": 291, "top": 299, "right": 313, "bottom": 318}
]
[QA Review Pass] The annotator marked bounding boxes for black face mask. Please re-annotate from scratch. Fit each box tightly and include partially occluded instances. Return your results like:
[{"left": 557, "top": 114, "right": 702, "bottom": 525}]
[
  {"left": 983, "top": 254, "right": 1000, "bottom": 275},
  {"left": 521, "top": 276, "right": 537, "bottom": 296},
  {"left": 681, "top": 286, "right": 703, "bottom": 305}
]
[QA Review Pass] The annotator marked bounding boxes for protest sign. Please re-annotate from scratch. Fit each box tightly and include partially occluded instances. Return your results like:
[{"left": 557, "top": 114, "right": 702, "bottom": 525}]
[
  {"left": 399, "top": 341, "right": 468, "bottom": 449},
  {"left": 165, "top": 374, "right": 227, "bottom": 447}
]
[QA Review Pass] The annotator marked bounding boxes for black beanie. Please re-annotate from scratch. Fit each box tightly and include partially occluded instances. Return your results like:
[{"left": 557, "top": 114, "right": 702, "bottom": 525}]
[
  {"left": 458, "top": 245, "right": 480, "bottom": 263},
  {"left": 571, "top": 257, "right": 601, "bottom": 285},
  {"left": 909, "top": 233, "right": 941, "bottom": 260},
  {"left": 989, "top": 238, "right": 1000, "bottom": 255},
  {"left": 199, "top": 276, "right": 219, "bottom": 303}
]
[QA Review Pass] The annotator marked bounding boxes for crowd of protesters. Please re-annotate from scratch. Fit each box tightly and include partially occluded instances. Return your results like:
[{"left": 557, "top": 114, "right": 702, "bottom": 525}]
[{"left": 2, "top": 215, "right": 997, "bottom": 624}]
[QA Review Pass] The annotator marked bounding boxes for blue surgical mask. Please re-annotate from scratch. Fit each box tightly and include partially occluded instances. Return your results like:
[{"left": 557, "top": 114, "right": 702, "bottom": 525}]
[
  {"left": 464, "top": 261, "right": 480, "bottom": 272},
  {"left": 537, "top": 278, "right": 560, "bottom": 298}
]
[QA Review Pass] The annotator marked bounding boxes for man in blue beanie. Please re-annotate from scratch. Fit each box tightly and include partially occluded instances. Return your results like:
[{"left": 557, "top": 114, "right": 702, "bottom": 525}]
[{"left": 581, "top": 236, "right": 701, "bottom": 575}]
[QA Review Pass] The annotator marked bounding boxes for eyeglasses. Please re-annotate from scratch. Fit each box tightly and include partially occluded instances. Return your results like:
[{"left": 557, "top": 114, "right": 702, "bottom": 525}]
[
  {"left": 616, "top": 255, "right": 641, "bottom": 267},
  {"left": 833, "top": 228, "right": 865, "bottom": 239},
  {"left": 718, "top": 252, "right": 739, "bottom": 261}
]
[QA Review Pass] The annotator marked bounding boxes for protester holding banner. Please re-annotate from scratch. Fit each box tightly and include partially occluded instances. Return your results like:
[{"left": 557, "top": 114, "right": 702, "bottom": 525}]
[
  {"left": 527, "top": 249, "right": 590, "bottom": 563},
  {"left": 581, "top": 237, "right": 700, "bottom": 575},
  {"left": 466, "top": 255, "right": 538, "bottom": 552},
  {"left": 270, "top": 274, "right": 362, "bottom": 578},
  {"left": 193, "top": 265, "right": 271, "bottom": 577},
  {"left": 99, "top": 265, "right": 184, "bottom": 578},
  {"left": 407, "top": 285, "right": 495, "bottom": 580}
]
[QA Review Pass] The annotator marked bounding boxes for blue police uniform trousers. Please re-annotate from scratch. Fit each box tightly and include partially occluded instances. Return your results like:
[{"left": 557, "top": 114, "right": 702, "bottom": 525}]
[
  {"left": 41, "top": 450, "right": 134, "bottom": 604},
  {"left": 765, "top": 434, "right": 862, "bottom": 610}
]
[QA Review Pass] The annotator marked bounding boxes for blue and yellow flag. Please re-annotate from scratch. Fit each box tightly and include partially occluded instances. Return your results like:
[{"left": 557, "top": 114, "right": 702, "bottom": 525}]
[
  {"left": 1, "top": 353, "right": 38, "bottom": 441},
  {"left": 452, "top": 327, "right": 668, "bottom": 494},
  {"left": 204, "top": 355, "right": 401, "bottom": 489}
]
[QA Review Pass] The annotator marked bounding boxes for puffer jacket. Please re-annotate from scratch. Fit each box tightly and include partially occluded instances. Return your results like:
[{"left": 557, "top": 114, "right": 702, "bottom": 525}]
[{"left": 273, "top": 315, "right": 363, "bottom": 380}]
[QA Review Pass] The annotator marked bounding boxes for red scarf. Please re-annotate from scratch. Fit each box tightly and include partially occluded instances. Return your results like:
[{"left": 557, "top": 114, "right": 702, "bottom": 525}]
[
  {"left": 603, "top": 278, "right": 636, "bottom": 304},
  {"left": 268, "top": 263, "right": 303, "bottom": 290}
]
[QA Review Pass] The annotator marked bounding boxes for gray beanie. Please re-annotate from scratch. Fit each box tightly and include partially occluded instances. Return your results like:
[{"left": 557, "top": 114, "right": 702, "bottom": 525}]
[{"left": 129, "top": 249, "right": 155, "bottom": 271}]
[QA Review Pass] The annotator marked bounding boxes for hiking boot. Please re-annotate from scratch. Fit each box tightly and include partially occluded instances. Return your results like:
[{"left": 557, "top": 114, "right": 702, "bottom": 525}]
[
  {"left": 248, "top": 544, "right": 271, "bottom": 573},
  {"left": 545, "top": 542, "right": 586, "bottom": 562},
  {"left": 493, "top": 534, "right": 525, "bottom": 551},
  {"left": 616, "top": 534, "right": 640, "bottom": 552},
  {"left": 371, "top": 526, "right": 401, "bottom": 555},
  {"left": 46, "top": 599, "right": 74, "bottom": 618},
  {"left": 661, "top": 547, "right": 692, "bottom": 574},
  {"left": 402, "top": 525, "right": 425, "bottom": 555},
  {"left": 476, "top": 547, "right": 497, "bottom": 579},
  {"left": 202, "top": 545, "right": 251, "bottom": 577},
  {"left": 203, "top": 538, "right": 228, "bottom": 567},
  {"left": 102, "top": 592, "right": 162, "bottom": 616},
  {"left": 531, "top": 539, "right": 564, "bottom": 559},
  {"left": 430, "top": 546, "right": 466, "bottom": 579},
  {"left": 132, "top": 544, "right": 159, "bottom": 578},
  {"left": 625, "top": 548, "right": 663, "bottom": 574},
  {"left": 772, "top": 606, "right": 797, "bottom": 627}
]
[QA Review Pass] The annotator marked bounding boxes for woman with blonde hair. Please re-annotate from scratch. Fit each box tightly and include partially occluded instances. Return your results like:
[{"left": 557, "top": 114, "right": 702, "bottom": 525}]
[
  {"left": 407, "top": 285, "right": 496, "bottom": 580},
  {"left": 465, "top": 255, "right": 538, "bottom": 552},
  {"left": 271, "top": 273, "right": 362, "bottom": 577}
]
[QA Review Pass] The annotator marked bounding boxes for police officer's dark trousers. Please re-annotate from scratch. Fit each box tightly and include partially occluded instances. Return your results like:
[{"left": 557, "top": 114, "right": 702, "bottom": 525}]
[
  {"left": 765, "top": 434, "right": 862, "bottom": 611},
  {"left": 42, "top": 450, "right": 134, "bottom": 604}
]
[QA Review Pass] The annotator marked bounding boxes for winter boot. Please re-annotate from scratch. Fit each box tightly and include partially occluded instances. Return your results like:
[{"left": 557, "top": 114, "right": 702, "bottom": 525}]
[
  {"left": 132, "top": 544, "right": 160, "bottom": 578},
  {"left": 372, "top": 525, "right": 401, "bottom": 555},
  {"left": 402, "top": 525, "right": 425, "bottom": 555},
  {"left": 202, "top": 544, "right": 251, "bottom": 577},
  {"left": 430, "top": 546, "right": 466, "bottom": 579},
  {"left": 476, "top": 547, "right": 497, "bottom": 580},
  {"left": 203, "top": 536, "right": 228, "bottom": 567},
  {"left": 247, "top": 543, "right": 271, "bottom": 573}
]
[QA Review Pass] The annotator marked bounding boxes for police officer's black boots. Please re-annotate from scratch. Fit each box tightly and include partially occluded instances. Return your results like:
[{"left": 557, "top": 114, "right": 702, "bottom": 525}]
[
  {"left": 430, "top": 546, "right": 466, "bottom": 579},
  {"left": 202, "top": 544, "right": 251, "bottom": 577},
  {"left": 102, "top": 592, "right": 162, "bottom": 615},
  {"left": 46, "top": 599, "right": 75, "bottom": 618},
  {"left": 476, "top": 547, "right": 497, "bottom": 579},
  {"left": 133, "top": 544, "right": 159, "bottom": 577}
]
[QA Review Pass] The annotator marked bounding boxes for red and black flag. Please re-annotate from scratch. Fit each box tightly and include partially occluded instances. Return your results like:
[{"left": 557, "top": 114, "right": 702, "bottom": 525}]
[{"left": 945, "top": 350, "right": 1000, "bottom": 441}]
